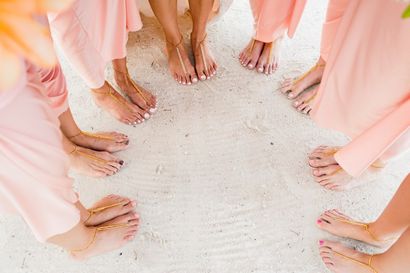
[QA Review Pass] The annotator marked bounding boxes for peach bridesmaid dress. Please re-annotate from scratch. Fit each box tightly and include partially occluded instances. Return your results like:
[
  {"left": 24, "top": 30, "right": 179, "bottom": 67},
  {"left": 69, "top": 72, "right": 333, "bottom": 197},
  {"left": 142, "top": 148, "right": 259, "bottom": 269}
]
[
  {"left": 48, "top": 0, "right": 142, "bottom": 89},
  {"left": 249, "top": 0, "right": 307, "bottom": 43},
  {"left": 311, "top": 0, "right": 410, "bottom": 177},
  {"left": 0, "top": 61, "right": 80, "bottom": 242}
]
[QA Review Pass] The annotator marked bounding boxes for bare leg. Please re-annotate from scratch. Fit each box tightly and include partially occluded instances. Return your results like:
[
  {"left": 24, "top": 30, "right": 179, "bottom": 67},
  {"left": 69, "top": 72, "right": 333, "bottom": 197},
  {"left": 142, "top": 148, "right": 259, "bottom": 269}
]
[
  {"left": 189, "top": 0, "right": 217, "bottom": 80},
  {"left": 112, "top": 57, "right": 157, "bottom": 116},
  {"left": 149, "top": 0, "right": 197, "bottom": 85},
  {"left": 317, "top": 174, "right": 410, "bottom": 247},
  {"left": 48, "top": 198, "right": 139, "bottom": 260}
]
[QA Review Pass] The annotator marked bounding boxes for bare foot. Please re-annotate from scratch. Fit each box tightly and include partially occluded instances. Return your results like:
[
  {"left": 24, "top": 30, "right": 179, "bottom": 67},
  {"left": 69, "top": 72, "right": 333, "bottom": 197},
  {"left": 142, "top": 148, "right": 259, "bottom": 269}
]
[
  {"left": 256, "top": 38, "right": 282, "bottom": 75},
  {"left": 68, "top": 131, "right": 129, "bottom": 153},
  {"left": 113, "top": 69, "right": 157, "bottom": 117},
  {"left": 91, "top": 82, "right": 145, "bottom": 125},
  {"left": 239, "top": 38, "right": 264, "bottom": 70},
  {"left": 280, "top": 59, "right": 325, "bottom": 99},
  {"left": 166, "top": 36, "right": 198, "bottom": 85},
  {"left": 69, "top": 145, "right": 124, "bottom": 177},
  {"left": 191, "top": 33, "right": 217, "bottom": 81},
  {"left": 308, "top": 146, "right": 351, "bottom": 191},
  {"left": 292, "top": 86, "right": 318, "bottom": 115},
  {"left": 319, "top": 240, "right": 378, "bottom": 273},
  {"left": 71, "top": 212, "right": 139, "bottom": 260},
  {"left": 84, "top": 195, "right": 137, "bottom": 226},
  {"left": 317, "top": 209, "right": 394, "bottom": 248}
]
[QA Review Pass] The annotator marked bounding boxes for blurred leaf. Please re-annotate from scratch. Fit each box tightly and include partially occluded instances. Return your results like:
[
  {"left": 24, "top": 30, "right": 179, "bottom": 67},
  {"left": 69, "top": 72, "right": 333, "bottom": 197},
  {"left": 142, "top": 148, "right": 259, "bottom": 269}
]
[{"left": 403, "top": 4, "right": 410, "bottom": 19}]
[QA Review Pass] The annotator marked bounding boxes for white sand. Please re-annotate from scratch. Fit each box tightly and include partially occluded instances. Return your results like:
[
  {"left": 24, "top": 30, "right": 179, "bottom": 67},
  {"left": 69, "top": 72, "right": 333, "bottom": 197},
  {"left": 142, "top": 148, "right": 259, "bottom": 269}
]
[{"left": 1, "top": 1, "right": 409, "bottom": 272}]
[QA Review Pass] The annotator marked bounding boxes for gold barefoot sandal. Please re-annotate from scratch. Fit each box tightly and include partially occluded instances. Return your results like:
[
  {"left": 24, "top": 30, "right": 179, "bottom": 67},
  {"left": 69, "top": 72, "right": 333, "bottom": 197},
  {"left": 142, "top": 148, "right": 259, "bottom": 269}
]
[
  {"left": 70, "top": 223, "right": 130, "bottom": 254},
  {"left": 166, "top": 35, "right": 189, "bottom": 78},
  {"left": 91, "top": 84, "right": 135, "bottom": 115},
  {"left": 69, "top": 145, "right": 108, "bottom": 164},
  {"left": 84, "top": 201, "right": 127, "bottom": 225},
  {"left": 333, "top": 251, "right": 378, "bottom": 273},
  {"left": 196, "top": 34, "right": 209, "bottom": 74},
  {"left": 68, "top": 131, "right": 117, "bottom": 142},
  {"left": 112, "top": 67, "right": 152, "bottom": 106}
]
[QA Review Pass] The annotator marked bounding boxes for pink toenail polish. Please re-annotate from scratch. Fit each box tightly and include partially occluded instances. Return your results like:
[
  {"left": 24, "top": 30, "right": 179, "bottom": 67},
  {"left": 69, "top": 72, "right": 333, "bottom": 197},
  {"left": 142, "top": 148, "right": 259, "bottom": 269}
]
[
  {"left": 319, "top": 240, "right": 324, "bottom": 245},
  {"left": 317, "top": 219, "right": 322, "bottom": 224}
]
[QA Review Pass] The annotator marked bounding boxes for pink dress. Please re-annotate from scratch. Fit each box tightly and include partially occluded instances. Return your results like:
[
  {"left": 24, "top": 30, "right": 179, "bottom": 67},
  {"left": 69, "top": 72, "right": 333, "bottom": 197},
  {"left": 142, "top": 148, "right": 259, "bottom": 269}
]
[
  {"left": 0, "top": 61, "right": 79, "bottom": 242},
  {"left": 250, "top": 0, "right": 348, "bottom": 61},
  {"left": 250, "top": 0, "right": 307, "bottom": 43},
  {"left": 311, "top": 0, "right": 410, "bottom": 176},
  {"left": 48, "top": 0, "right": 143, "bottom": 89}
]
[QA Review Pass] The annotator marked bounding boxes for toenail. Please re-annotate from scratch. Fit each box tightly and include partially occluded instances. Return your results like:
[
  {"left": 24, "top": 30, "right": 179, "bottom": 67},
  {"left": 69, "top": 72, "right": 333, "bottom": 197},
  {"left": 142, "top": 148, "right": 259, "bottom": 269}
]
[
  {"left": 200, "top": 75, "right": 206, "bottom": 80},
  {"left": 133, "top": 121, "right": 138, "bottom": 125},
  {"left": 149, "top": 107, "right": 157, "bottom": 113},
  {"left": 144, "top": 113, "right": 150, "bottom": 119},
  {"left": 317, "top": 219, "right": 322, "bottom": 224},
  {"left": 319, "top": 240, "right": 324, "bottom": 245},
  {"left": 289, "top": 94, "right": 295, "bottom": 98},
  {"left": 119, "top": 160, "right": 124, "bottom": 165},
  {"left": 207, "top": 76, "right": 210, "bottom": 80},
  {"left": 248, "top": 64, "right": 253, "bottom": 68},
  {"left": 294, "top": 101, "right": 299, "bottom": 106},
  {"left": 192, "top": 78, "right": 198, "bottom": 83}
]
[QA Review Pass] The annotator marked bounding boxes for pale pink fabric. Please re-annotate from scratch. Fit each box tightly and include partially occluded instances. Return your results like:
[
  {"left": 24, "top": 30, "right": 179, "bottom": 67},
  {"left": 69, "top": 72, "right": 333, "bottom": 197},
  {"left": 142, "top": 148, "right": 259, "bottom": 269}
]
[
  {"left": 250, "top": 0, "right": 307, "bottom": 42},
  {"left": 319, "top": 0, "right": 349, "bottom": 61},
  {"left": 48, "top": 0, "right": 143, "bottom": 89},
  {"left": 0, "top": 61, "right": 80, "bottom": 242},
  {"left": 311, "top": 0, "right": 410, "bottom": 177},
  {"left": 37, "top": 64, "right": 69, "bottom": 116}
]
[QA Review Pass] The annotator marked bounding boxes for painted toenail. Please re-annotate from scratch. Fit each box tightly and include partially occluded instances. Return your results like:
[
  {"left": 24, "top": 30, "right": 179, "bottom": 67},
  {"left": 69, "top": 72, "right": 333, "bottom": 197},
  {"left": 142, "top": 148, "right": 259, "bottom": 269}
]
[
  {"left": 149, "top": 107, "right": 157, "bottom": 113},
  {"left": 132, "top": 122, "right": 138, "bottom": 125},
  {"left": 119, "top": 160, "right": 124, "bottom": 165},
  {"left": 319, "top": 240, "right": 324, "bottom": 245},
  {"left": 207, "top": 76, "right": 210, "bottom": 80},
  {"left": 248, "top": 64, "right": 253, "bottom": 68},
  {"left": 200, "top": 75, "right": 206, "bottom": 80},
  {"left": 192, "top": 78, "right": 198, "bottom": 83},
  {"left": 188, "top": 82, "right": 192, "bottom": 85},
  {"left": 131, "top": 201, "right": 136, "bottom": 207},
  {"left": 294, "top": 101, "right": 299, "bottom": 106},
  {"left": 144, "top": 113, "right": 150, "bottom": 119},
  {"left": 317, "top": 219, "right": 322, "bottom": 224}
]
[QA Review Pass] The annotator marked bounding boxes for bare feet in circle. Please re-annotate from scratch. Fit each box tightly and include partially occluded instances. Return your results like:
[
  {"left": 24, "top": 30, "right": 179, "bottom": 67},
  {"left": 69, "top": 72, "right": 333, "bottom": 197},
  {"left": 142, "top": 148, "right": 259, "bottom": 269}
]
[
  {"left": 68, "top": 143, "right": 124, "bottom": 178},
  {"left": 319, "top": 240, "right": 378, "bottom": 273},
  {"left": 71, "top": 212, "right": 140, "bottom": 260},
  {"left": 239, "top": 37, "right": 282, "bottom": 74},
  {"left": 316, "top": 209, "right": 395, "bottom": 248},
  {"left": 191, "top": 33, "right": 217, "bottom": 81},
  {"left": 308, "top": 146, "right": 351, "bottom": 191},
  {"left": 69, "top": 131, "right": 129, "bottom": 153},
  {"left": 113, "top": 69, "right": 157, "bottom": 117},
  {"left": 166, "top": 36, "right": 198, "bottom": 85},
  {"left": 91, "top": 82, "right": 146, "bottom": 125},
  {"left": 84, "top": 195, "right": 137, "bottom": 226},
  {"left": 280, "top": 59, "right": 325, "bottom": 114}
]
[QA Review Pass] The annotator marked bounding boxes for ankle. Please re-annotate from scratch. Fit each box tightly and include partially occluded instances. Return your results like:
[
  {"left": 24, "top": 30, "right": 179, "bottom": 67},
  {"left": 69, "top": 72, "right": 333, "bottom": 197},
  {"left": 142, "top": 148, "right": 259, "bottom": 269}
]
[{"left": 165, "top": 32, "right": 183, "bottom": 46}]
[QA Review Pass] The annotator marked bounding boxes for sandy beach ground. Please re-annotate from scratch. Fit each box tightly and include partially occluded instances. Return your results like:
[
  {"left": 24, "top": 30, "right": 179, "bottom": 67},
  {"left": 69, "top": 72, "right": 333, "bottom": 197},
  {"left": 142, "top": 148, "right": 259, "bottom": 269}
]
[{"left": 1, "top": 1, "right": 409, "bottom": 272}]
